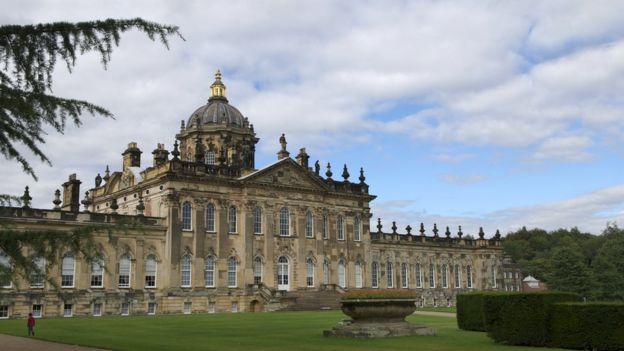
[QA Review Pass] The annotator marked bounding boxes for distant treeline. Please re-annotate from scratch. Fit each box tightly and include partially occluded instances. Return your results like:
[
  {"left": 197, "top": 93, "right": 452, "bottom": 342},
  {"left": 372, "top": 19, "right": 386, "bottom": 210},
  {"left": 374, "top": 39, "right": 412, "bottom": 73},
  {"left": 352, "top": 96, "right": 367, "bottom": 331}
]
[{"left": 503, "top": 224, "right": 624, "bottom": 300}]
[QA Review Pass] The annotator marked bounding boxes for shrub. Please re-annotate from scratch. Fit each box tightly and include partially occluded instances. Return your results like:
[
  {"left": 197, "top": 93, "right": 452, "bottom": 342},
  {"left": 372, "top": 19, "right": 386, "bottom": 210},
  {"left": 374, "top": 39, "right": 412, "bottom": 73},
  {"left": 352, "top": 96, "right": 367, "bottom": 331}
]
[
  {"left": 550, "top": 302, "right": 624, "bottom": 350},
  {"left": 341, "top": 289, "right": 416, "bottom": 300},
  {"left": 456, "top": 293, "right": 487, "bottom": 331},
  {"left": 483, "top": 292, "right": 579, "bottom": 346}
]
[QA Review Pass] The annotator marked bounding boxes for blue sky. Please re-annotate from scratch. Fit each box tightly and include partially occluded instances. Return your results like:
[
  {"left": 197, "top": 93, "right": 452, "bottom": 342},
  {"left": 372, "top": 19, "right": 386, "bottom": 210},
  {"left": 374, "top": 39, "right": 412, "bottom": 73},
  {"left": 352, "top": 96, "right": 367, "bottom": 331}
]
[{"left": 1, "top": 0, "right": 623, "bottom": 235}]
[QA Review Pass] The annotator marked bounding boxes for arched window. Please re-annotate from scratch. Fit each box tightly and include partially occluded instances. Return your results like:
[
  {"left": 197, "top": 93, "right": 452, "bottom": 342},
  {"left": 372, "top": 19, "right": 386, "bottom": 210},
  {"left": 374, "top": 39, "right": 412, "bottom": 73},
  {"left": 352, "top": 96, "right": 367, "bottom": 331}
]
[
  {"left": 205, "top": 203, "right": 215, "bottom": 232},
  {"left": 323, "top": 260, "right": 329, "bottom": 285},
  {"left": 442, "top": 264, "right": 448, "bottom": 288},
  {"left": 61, "top": 253, "right": 75, "bottom": 288},
  {"left": 454, "top": 264, "right": 461, "bottom": 289},
  {"left": 355, "top": 261, "right": 363, "bottom": 288},
  {"left": 305, "top": 211, "right": 314, "bottom": 238},
  {"left": 253, "top": 257, "right": 262, "bottom": 284},
  {"left": 306, "top": 258, "right": 315, "bottom": 287},
  {"left": 371, "top": 261, "right": 379, "bottom": 288},
  {"left": 491, "top": 265, "right": 497, "bottom": 288},
  {"left": 337, "top": 216, "right": 345, "bottom": 240},
  {"left": 90, "top": 258, "right": 103, "bottom": 288},
  {"left": 279, "top": 207, "right": 289, "bottom": 236},
  {"left": 354, "top": 217, "right": 361, "bottom": 241},
  {"left": 182, "top": 201, "right": 192, "bottom": 231},
  {"left": 253, "top": 207, "right": 262, "bottom": 234},
  {"left": 415, "top": 262, "right": 422, "bottom": 288},
  {"left": 228, "top": 206, "right": 237, "bottom": 233},
  {"left": 467, "top": 265, "right": 473, "bottom": 288},
  {"left": 322, "top": 214, "right": 328, "bottom": 239},
  {"left": 181, "top": 254, "right": 192, "bottom": 287},
  {"left": 387, "top": 261, "right": 394, "bottom": 288},
  {"left": 278, "top": 256, "right": 289, "bottom": 290},
  {"left": 205, "top": 256, "right": 215, "bottom": 287},
  {"left": 145, "top": 255, "right": 157, "bottom": 288},
  {"left": 338, "top": 259, "right": 346, "bottom": 288},
  {"left": 118, "top": 255, "right": 131, "bottom": 288},
  {"left": 205, "top": 150, "right": 216, "bottom": 165},
  {"left": 0, "top": 251, "right": 12, "bottom": 288},
  {"left": 401, "top": 262, "right": 408, "bottom": 288},
  {"left": 429, "top": 263, "right": 436, "bottom": 288},
  {"left": 227, "top": 257, "right": 237, "bottom": 287},
  {"left": 30, "top": 257, "right": 45, "bottom": 288}
]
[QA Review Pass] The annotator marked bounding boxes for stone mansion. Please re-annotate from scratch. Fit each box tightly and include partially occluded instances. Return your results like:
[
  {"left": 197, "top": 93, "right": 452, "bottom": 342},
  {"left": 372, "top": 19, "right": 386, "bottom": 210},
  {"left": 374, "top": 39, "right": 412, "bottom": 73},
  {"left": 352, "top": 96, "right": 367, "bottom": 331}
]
[{"left": 0, "top": 72, "right": 515, "bottom": 319}]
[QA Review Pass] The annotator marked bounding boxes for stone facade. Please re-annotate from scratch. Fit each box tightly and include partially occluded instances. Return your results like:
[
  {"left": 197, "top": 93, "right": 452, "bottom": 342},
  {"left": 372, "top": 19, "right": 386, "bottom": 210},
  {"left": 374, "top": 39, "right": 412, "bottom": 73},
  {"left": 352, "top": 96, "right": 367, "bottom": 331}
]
[{"left": 0, "top": 72, "right": 507, "bottom": 319}]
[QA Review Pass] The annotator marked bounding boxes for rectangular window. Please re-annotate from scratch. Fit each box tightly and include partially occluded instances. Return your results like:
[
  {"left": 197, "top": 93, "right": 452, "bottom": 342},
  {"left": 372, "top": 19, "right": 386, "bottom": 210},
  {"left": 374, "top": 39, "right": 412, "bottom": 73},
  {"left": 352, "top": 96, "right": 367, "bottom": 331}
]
[
  {"left": 183, "top": 302, "right": 192, "bottom": 314},
  {"left": 93, "top": 303, "right": 102, "bottom": 317},
  {"left": 429, "top": 264, "right": 436, "bottom": 288},
  {"left": 401, "top": 263, "right": 408, "bottom": 288},
  {"left": 231, "top": 302, "right": 238, "bottom": 313},
  {"left": 0, "top": 305, "right": 8, "bottom": 319},
  {"left": 208, "top": 302, "right": 216, "bottom": 314},
  {"left": 30, "top": 259, "right": 45, "bottom": 288},
  {"left": 415, "top": 264, "right": 422, "bottom": 288},
  {"left": 354, "top": 217, "right": 361, "bottom": 241},
  {"left": 61, "top": 258, "right": 74, "bottom": 288},
  {"left": 467, "top": 266, "right": 473, "bottom": 289},
  {"left": 32, "top": 304, "right": 42, "bottom": 318},
  {"left": 337, "top": 217, "right": 345, "bottom": 240},
  {"left": 63, "top": 304, "right": 73, "bottom": 317},
  {"left": 147, "top": 302, "right": 156, "bottom": 315},
  {"left": 492, "top": 266, "right": 497, "bottom": 288},
  {"left": 91, "top": 261, "right": 103, "bottom": 288},
  {"left": 206, "top": 204, "right": 216, "bottom": 232},
  {"left": 322, "top": 215, "right": 328, "bottom": 239},
  {"left": 253, "top": 207, "right": 262, "bottom": 234},
  {"left": 121, "top": 302, "right": 129, "bottom": 316},
  {"left": 387, "top": 263, "right": 394, "bottom": 288}
]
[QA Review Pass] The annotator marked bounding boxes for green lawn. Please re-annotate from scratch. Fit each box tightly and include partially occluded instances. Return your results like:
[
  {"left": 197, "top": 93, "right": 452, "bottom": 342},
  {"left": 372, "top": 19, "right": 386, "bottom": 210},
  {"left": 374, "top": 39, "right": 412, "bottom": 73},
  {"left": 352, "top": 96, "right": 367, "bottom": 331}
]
[{"left": 0, "top": 311, "right": 567, "bottom": 351}]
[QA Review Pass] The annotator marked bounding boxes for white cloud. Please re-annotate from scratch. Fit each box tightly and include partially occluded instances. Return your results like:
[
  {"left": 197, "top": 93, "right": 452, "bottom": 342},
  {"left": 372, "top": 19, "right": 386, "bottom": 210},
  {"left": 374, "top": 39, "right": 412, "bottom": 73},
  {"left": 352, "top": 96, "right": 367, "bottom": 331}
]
[
  {"left": 530, "top": 135, "right": 592, "bottom": 162},
  {"left": 372, "top": 184, "right": 624, "bottom": 236}
]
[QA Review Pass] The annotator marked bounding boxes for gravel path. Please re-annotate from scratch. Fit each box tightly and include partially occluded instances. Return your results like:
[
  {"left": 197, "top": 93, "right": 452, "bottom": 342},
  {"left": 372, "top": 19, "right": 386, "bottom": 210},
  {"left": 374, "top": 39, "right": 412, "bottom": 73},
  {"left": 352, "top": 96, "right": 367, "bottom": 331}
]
[
  {"left": 0, "top": 334, "right": 109, "bottom": 351},
  {"left": 413, "top": 311, "right": 457, "bottom": 318}
]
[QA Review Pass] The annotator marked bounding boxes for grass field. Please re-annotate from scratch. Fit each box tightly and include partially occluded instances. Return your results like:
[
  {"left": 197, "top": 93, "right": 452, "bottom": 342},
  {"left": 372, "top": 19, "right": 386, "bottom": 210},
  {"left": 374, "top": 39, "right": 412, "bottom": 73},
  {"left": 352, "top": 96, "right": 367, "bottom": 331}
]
[{"left": 0, "top": 311, "right": 567, "bottom": 351}]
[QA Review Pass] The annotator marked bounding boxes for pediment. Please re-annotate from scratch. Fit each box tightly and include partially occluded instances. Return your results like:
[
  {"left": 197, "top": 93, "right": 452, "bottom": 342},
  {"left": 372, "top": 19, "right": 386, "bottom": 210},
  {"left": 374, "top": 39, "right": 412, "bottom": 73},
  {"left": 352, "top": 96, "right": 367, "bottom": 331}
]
[{"left": 240, "top": 158, "right": 328, "bottom": 191}]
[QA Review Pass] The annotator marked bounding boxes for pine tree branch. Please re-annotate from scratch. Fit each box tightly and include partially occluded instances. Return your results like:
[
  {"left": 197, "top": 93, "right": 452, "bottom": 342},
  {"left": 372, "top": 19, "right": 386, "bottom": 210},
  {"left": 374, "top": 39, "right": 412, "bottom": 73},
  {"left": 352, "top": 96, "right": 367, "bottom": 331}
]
[{"left": 0, "top": 18, "right": 183, "bottom": 179}]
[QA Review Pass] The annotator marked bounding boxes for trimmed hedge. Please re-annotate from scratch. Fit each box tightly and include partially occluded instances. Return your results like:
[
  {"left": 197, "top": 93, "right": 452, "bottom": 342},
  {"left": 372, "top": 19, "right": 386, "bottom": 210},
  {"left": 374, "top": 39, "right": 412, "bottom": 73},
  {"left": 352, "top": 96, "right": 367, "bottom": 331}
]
[
  {"left": 550, "top": 302, "right": 624, "bottom": 350},
  {"left": 457, "top": 293, "right": 487, "bottom": 331},
  {"left": 482, "top": 292, "right": 579, "bottom": 346}
]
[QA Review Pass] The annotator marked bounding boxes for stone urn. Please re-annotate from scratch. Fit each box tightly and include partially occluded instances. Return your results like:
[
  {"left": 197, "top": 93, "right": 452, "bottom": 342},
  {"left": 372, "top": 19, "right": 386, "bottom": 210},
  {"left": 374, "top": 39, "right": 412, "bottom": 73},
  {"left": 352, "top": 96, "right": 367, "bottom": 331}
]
[
  {"left": 341, "top": 298, "right": 417, "bottom": 324},
  {"left": 324, "top": 296, "right": 437, "bottom": 338}
]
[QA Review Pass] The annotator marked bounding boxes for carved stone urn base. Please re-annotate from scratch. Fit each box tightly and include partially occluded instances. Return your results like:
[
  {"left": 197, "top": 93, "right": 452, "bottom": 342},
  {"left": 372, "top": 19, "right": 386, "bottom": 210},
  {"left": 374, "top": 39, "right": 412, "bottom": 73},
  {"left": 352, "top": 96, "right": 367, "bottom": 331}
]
[
  {"left": 323, "top": 299, "right": 437, "bottom": 338},
  {"left": 323, "top": 321, "right": 437, "bottom": 338}
]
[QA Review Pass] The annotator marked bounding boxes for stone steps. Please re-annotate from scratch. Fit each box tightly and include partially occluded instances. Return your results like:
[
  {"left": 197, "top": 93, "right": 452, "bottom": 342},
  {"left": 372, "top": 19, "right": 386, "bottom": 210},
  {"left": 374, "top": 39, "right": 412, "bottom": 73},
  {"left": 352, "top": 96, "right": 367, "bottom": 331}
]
[{"left": 280, "top": 290, "right": 342, "bottom": 311}]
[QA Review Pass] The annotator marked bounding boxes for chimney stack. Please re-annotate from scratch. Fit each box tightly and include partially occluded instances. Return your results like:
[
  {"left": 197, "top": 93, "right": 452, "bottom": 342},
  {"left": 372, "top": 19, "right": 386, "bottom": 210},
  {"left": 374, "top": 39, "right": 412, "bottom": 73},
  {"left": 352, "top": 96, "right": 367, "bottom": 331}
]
[
  {"left": 152, "top": 143, "right": 169, "bottom": 167},
  {"left": 296, "top": 148, "right": 309, "bottom": 169},
  {"left": 61, "top": 174, "right": 81, "bottom": 212},
  {"left": 122, "top": 142, "right": 142, "bottom": 170}
]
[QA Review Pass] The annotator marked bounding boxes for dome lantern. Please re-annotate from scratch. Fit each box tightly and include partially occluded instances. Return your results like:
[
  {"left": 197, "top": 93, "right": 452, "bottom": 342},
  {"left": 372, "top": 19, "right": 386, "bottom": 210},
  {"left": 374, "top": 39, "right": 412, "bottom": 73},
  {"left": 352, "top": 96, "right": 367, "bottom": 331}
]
[{"left": 210, "top": 69, "right": 226, "bottom": 99}]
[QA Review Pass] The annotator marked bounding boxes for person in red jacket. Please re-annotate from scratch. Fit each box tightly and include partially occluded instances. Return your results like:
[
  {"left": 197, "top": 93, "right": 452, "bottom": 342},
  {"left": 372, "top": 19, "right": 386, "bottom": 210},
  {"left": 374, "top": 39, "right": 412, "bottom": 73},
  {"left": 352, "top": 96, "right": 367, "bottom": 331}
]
[{"left": 27, "top": 312, "right": 35, "bottom": 336}]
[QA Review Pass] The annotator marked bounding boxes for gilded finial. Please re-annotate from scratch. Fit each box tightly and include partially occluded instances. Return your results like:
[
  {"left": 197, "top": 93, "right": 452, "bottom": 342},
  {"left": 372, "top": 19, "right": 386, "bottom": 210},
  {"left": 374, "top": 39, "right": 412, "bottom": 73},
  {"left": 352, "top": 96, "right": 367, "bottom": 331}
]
[{"left": 210, "top": 69, "right": 226, "bottom": 98}]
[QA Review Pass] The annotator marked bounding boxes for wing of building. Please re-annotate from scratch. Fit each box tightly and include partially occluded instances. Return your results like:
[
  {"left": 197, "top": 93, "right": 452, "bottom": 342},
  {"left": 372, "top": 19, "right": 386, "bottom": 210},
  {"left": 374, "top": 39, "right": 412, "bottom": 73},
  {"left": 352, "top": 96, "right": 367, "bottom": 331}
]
[{"left": 0, "top": 72, "right": 512, "bottom": 319}]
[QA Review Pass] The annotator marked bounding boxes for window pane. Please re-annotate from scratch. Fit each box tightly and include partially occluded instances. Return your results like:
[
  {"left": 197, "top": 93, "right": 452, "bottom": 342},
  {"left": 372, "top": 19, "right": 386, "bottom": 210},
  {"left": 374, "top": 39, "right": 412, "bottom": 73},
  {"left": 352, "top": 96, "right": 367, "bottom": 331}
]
[
  {"left": 337, "top": 216, "right": 344, "bottom": 240},
  {"left": 182, "top": 202, "right": 192, "bottom": 230},
  {"left": 206, "top": 203, "right": 215, "bottom": 232},
  {"left": 355, "top": 262, "right": 363, "bottom": 288},
  {"left": 119, "top": 255, "right": 131, "bottom": 288},
  {"left": 253, "top": 207, "right": 262, "bottom": 234},
  {"left": 145, "top": 255, "right": 157, "bottom": 287},
  {"left": 253, "top": 257, "right": 262, "bottom": 284},
  {"left": 205, "top": 256, "right": 215, "bottom": 287},
  {"left": 61, "top": 254, "right": 74, "bottom": 287},
  {"left": 354, "top": 217, "right": 361, "bottom": 241},
  {"left": 305, "top": 211, "right": 313, "bottom": 238},
  {"left": 371, "top": 262, "right": 378, "bottom": 288},
  {"left": 387, "top": 262, "right": 394, "bottom": 288},
  {"left": 228, "top": 257, "right": 237, "bottom": 287},
  {"left": 306, "top": 259, "right": 314, "bottom": 287},
  {"left": 181, "top": 255, "right": 191, "bottom": 287},
  {"left": 338, "top": 260, "right": 346, "bottom": 288},
  {"left": 228, "top": 207, "right": 237, "bottom": 233},
  {"left": 279, "top": 207, "right": 289, "bottom": 236}
]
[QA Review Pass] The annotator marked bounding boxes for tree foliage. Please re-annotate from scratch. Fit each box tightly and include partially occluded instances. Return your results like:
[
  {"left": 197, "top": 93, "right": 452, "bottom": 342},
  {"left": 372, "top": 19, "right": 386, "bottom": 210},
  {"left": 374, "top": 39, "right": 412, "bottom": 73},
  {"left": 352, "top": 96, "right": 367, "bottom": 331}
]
[
  {"left": 503, "top": 224, "right": 624, "bottom": 299},
  {"left": 0, "top": 18, "right": 182, "bottom": 286},
  {"left": 0, "top": 18, "right": 182, "bottom": 179}
]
